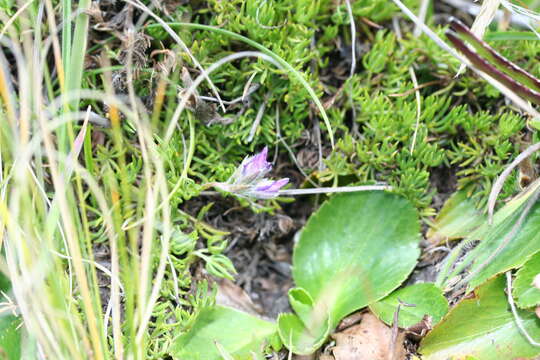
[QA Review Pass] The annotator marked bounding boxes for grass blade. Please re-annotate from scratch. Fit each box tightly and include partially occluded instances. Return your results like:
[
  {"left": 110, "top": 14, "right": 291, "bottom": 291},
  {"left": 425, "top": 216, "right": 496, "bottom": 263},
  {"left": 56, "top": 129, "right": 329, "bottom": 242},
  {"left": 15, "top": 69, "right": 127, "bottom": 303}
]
[
  {"left": 450, "top": 18, "right": 540, "bottom": 93},
  {"left": 446, "top": 31, "right": 540, "bottom": 105}
]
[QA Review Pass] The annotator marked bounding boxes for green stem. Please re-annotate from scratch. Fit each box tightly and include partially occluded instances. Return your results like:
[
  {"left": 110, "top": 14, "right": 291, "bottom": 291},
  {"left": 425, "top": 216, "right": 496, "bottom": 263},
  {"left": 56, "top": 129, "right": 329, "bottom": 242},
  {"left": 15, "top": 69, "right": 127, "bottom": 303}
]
[{"left": 180, "top": 112, "right": 195, "bottom": 182}]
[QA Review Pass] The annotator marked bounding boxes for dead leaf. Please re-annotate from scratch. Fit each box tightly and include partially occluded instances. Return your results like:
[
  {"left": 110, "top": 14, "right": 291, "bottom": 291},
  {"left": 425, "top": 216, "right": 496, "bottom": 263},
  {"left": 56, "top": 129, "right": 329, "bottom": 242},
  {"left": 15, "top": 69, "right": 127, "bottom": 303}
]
[
  {"left": 336, "top": 311, "right": 363, "bottom": 331},
  {"left": 406, "top": 315, "right": 432, "bottom": 342},
  {"left": 215, "top": 278, "right": 262, "bottom": 316},
  {"left": 331, "top": 313, "right": 406, "bottom": 360},
  {"left": 294, "top": 355, "right": 316, "bottom": 360},
  {"left": 319, "top": 355, "right": 335, "bottom": 360}
]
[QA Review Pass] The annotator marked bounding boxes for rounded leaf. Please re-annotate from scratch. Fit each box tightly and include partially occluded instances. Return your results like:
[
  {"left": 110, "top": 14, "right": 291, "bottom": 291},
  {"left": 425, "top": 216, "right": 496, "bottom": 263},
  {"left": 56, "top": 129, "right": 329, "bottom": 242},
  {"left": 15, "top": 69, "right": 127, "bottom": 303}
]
[
  {"left": 370, "top": 283, "right": 448, "bottom": 328},
  {"left": 171, "top": 306, "right": 276, "bottom": 360},
  {"left": 293, "top": 191, "right": 421, "bottom": 326}
]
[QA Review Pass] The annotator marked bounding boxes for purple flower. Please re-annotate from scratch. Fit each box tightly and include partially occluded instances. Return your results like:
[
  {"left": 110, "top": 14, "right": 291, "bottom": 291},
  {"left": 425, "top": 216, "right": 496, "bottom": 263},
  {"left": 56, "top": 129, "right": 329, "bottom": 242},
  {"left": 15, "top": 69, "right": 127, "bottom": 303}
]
[
  {"left": 229, "top": 146, "right": 272, "bottom": 184},
  {"left": 242, "top": 146, "right": 271, "bottom": 178},
  {"left": 213, "top": 147, "right": 289, "bottom": 199}
]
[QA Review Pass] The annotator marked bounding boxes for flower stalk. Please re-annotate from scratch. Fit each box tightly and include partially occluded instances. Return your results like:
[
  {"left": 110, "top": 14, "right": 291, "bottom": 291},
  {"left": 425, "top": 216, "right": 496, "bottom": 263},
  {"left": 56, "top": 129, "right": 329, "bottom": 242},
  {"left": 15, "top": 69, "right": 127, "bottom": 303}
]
[{"left": 210, "top": 147, "right": 390, "bottom": 199}]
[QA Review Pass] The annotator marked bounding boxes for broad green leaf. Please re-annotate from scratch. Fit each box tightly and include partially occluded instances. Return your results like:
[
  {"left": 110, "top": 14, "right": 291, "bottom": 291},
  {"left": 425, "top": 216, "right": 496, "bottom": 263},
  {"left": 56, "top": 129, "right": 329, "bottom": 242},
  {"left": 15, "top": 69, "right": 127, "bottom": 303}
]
[
  {"left": 170, "top": 305, "right": 276, "bottom": 360},
  {"left": 420, "top": 276, "right": 540, "bottom": 360},
  {"left": 438, "top": 183, "right": 540, "bottom": 288},
  {"left": 463, "top": 201, "right": 540, "bottom": 289},
  {"left": 214, "top": 342, "right": 235, "bottom": 360},
  {"left": 370, "top": 283, "right": 448, "bottom": 328},
  {"left": 427, "top": 188, "right": 484, "bottom": 244},
  {"left": 293, "top": 192, "right": 421, "bottom": 324},
  {"left": 513, "top": 251, "right": 540, "bottom": 308}
]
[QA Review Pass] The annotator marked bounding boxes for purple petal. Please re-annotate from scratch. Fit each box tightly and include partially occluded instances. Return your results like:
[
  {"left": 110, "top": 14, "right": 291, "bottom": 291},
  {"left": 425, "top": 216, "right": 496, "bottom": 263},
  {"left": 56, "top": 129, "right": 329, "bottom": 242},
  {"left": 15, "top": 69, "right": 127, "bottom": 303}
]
[
  {"left": 241, "top": 146, "right": 271, "bottom": 178},
  {"left": 253, "top": 178, "right": 289, "bottom": 195}
]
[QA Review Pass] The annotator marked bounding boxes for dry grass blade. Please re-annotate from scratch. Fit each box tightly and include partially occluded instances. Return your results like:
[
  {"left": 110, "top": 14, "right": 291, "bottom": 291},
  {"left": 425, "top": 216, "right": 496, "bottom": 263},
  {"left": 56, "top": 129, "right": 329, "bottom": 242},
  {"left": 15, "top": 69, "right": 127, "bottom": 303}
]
[
  {"left": 0, "top": 0, "right": 35, "bottom": 39},
  {"left": 487, "top": 141, "right": 540, "bottom": 223},
  {"left": 409, "top": 67, "right": 421, "bottom": 154},
  {"left": 345, "top": 0, "right": 357, "bottom": 78},
  {"left": 164, "top": 51, "right": 280, "bottom": 141},
  {"left": 413, "top": 0, "right": 431, "bottom": 37},
  {"left": 501, "top": 0, "right": 540, "bottom": 38},
  {"left": 0, "top": 43, "right": 18, "bottom": 126},
  {"left": 247, "top": 92, "right": 269, "bottom": 143},
  {"left": 345, "top": 0, "right": 358, "bottom": 138},
  {"left": 125, "top": 0, "right": 226, "bottom": 112},
  {"left": 144, "top": 21, "right": 336, "bottom": 148},
  {"left": 442, "top": 0, "right": 532, "bottom": 27}
]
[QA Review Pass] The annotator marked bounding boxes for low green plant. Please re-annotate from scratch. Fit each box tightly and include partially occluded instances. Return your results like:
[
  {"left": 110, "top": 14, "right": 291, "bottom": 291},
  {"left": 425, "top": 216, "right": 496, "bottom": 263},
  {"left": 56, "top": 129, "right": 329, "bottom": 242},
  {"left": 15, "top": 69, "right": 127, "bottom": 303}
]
[
  {"left": 420, "top": 276, "right": 540, "bottom": 360},
  {"left": 172, "top": 191, "right": 448, "bottom": 358},
  {"left": 172, "top": 177, "right": 540, "bottom": 359},
  {"left": 436, "top": 181, "right": 540, "bottom": 290}
]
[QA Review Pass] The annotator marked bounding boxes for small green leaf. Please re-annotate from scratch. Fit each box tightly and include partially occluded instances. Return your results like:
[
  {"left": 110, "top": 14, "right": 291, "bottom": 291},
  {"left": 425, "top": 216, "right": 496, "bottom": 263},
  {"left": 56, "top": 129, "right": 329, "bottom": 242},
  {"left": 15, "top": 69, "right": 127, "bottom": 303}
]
[
  {"left": 513, "top": 251, "right": 540, "bottom": 308},
  {"left": 420, "top": 276, "right": 540, "bottom": 360},
  {"left": 427, "top": 188, "right": 485, "bottom": 244},
  {"left": 205, "top": 254, "right": 237, "bottom": 281},
  {"left": 485, "top": 31, "right": 540, "bottom": 41},
  {"left": 444, "top": 182, "right": 540, "bottom": 290},
  {"left": 0, "top": 315, "right": 21, "bottom": 360},
  {"left": 530, "top": 120, "right": 540, "bottom": 131},
  {"left": 370, "top": 283, "right": 449, "bottom": 328},
  {"left": 288, "top": 288, "right": 321, "bottom": 326},
  {"left": 277, "top": 312, "right": 331, "bottom": 356},
  {"left": 277, "top": 287, "right": 332, "bottom": 355},
  {"left": 170, "top": 306, "right": 276, "bottom": 360},
  {"left": 0, "top": 271, "right": 20, "bottom": 360},
  {"left": 293, "top": 192, "right": 421, "bottom": 325},
  {"left": 439, "top": 184, "right": 540, "bottom": 288}
]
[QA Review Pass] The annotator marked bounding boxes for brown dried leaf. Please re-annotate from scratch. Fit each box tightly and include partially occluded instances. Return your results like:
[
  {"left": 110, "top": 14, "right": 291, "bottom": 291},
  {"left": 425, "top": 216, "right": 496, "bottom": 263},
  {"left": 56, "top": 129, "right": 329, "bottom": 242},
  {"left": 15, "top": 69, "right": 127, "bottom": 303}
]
[
  {"left": 406, "top": 315, "right": 433, "bottom": 342},
  {"left": 331, "top": 313, "right": 406, "bottom": 360},
  {"left": 319, "top": 355, "right": 335, "bottom": 360},
  {"left": 294, "top": 355, "right": 316, "bottom": 360},
  {"left": 215, "top": 279, "right": 262, "bottom": 316},
  {"left": 336, "top": 311, "right": 363, "bottom": 332}
]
